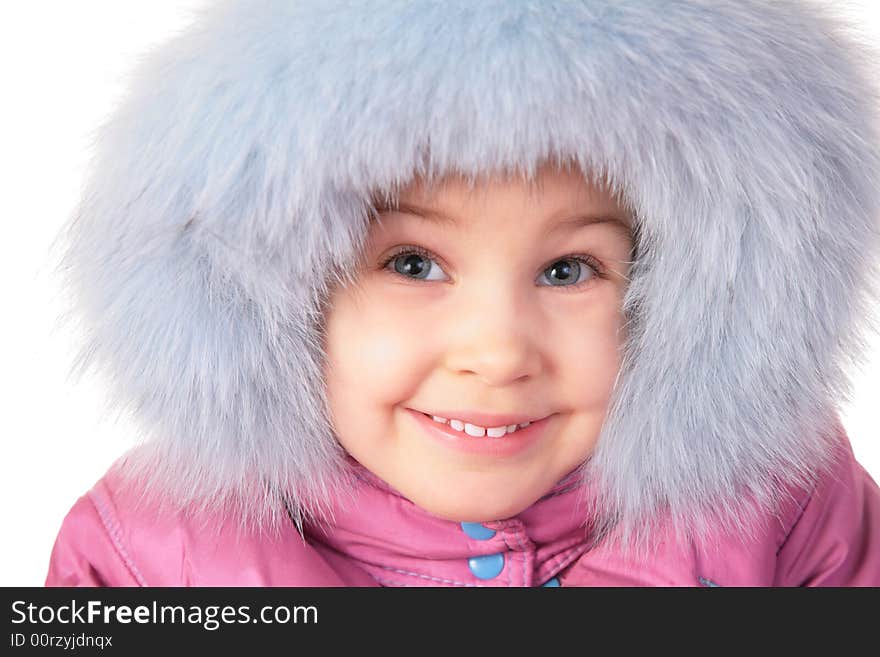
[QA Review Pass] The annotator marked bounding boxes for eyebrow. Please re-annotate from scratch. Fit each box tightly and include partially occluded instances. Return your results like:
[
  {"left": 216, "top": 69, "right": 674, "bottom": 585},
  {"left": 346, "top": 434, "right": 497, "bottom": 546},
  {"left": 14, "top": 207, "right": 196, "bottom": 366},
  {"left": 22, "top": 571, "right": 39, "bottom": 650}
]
[{"left": 380, "top": 201, "right": 632, "bottom": 237}]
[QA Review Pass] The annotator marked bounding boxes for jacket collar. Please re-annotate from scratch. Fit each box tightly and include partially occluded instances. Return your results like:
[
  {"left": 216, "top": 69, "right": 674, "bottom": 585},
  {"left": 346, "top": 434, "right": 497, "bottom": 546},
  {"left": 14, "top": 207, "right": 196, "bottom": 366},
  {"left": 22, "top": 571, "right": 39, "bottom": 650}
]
[{"left": 304, "top": 456, "right": 595, "bottom": 586}]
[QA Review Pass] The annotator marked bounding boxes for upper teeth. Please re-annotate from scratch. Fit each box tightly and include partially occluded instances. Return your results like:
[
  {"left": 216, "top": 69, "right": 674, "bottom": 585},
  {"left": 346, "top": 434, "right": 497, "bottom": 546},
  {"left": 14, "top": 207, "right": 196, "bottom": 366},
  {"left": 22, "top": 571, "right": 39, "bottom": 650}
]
[{"left": 429, "top": 415, "right": 531, "bottom": 438}]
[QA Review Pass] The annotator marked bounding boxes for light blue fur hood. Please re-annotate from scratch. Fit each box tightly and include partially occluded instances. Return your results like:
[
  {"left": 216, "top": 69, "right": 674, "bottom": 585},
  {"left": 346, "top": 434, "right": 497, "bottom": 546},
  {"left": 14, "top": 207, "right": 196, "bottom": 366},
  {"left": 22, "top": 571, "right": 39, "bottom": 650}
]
[{"left": 51, "top": 0, "right": 880, "bottom": 551}]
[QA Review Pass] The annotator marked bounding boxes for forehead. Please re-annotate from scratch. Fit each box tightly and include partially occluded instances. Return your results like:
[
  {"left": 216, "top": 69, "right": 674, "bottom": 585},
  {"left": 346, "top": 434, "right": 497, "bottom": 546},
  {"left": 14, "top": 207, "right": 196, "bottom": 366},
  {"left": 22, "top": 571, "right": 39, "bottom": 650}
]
[{"left": 369, "top": 165, "right": 633, "bottom": 237}]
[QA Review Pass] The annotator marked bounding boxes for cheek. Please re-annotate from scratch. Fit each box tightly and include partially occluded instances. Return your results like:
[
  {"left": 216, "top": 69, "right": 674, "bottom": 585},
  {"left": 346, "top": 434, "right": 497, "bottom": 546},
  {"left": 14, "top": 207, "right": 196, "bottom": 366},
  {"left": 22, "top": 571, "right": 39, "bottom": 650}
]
[
  {"left": 324, "top": 288, "right": 425, "bottom": 408},
  {"left": 552, "top": 300, "right": 626, "bottom": 403}
]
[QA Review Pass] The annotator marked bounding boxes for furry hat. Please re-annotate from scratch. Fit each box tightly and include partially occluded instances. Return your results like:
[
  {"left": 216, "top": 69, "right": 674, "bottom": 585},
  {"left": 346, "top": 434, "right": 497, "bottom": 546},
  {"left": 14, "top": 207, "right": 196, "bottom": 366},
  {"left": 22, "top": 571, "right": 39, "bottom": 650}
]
[{"left": 51, "top": 0, "right": 880, "bottom": 552}]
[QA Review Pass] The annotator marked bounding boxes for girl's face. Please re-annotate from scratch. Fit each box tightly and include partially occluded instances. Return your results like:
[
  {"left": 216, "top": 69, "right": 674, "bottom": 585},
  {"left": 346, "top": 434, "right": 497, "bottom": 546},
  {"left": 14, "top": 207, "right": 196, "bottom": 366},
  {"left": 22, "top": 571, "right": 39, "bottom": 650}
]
[{"left": 323, "top": 164, "right": 633, "bottom": 522}]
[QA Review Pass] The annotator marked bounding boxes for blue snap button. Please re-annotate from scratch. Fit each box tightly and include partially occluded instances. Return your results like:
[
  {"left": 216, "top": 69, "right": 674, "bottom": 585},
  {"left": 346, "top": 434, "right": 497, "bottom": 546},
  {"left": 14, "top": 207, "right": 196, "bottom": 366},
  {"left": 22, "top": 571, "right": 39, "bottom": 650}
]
[
  {"left": 542, "top": 577, "right": 561, "bottom": 587},
  {"left": 460, "top": 522, "right": 496, "bottom": 540},
  {"left": 468, "top": 553, "right": 505, "bottom": 580}
]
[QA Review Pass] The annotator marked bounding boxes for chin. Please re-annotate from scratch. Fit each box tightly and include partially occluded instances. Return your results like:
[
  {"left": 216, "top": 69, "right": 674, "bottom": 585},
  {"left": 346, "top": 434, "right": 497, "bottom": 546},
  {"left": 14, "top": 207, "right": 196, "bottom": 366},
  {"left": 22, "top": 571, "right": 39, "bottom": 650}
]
[{"left": 413, "top": 492, "right": 537, "bottom": 524}]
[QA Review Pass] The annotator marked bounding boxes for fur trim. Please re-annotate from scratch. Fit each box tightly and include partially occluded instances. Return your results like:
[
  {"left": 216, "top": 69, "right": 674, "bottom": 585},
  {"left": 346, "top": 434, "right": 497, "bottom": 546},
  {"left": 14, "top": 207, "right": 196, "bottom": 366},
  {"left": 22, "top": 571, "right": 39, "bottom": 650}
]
[{"left": 50, "top": 0, "right": 880, "bottom": 550}]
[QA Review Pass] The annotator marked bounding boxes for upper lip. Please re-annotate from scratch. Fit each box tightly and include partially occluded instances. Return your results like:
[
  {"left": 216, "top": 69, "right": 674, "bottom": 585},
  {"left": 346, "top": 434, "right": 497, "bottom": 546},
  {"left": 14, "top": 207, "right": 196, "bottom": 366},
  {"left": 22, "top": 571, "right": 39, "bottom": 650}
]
[{"left": 412, "top": 408, "right": 553, "bottom": 427}]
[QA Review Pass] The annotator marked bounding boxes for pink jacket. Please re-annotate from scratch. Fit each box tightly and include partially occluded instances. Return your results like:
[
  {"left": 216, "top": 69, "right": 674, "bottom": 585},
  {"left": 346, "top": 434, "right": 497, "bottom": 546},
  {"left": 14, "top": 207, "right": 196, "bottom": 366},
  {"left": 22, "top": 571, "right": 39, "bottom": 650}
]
[{"left": 46, "top": 429, "right": 880, "bottom": 587}]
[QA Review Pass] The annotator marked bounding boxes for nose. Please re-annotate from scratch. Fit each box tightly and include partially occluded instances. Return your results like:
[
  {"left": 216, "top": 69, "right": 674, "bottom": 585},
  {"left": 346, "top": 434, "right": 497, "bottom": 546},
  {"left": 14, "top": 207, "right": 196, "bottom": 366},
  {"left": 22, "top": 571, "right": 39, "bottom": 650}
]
[{"left": 441, "top": 288, "right": 543, "bottom": 386}]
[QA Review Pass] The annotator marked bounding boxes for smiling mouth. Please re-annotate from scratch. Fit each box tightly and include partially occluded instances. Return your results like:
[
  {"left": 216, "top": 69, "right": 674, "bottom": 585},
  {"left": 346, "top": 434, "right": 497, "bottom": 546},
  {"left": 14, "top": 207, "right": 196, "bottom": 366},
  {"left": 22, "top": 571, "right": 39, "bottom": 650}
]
[
  {"left": 412, "top": 409, "right": 558, "bottom": 439},
  {"left": 407, "top": 408, "right": 554, "bottom": 457},
  {"left": 417, "top": 412, "right": 533, "bottom": 437}
]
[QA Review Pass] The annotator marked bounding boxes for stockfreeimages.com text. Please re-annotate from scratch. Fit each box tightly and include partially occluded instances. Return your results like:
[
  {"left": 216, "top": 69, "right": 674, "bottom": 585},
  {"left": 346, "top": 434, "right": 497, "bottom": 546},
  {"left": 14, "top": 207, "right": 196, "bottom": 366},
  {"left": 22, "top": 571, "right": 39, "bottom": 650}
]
[{"left": 11, "top": 600, "right": 317, "bottom": 631}]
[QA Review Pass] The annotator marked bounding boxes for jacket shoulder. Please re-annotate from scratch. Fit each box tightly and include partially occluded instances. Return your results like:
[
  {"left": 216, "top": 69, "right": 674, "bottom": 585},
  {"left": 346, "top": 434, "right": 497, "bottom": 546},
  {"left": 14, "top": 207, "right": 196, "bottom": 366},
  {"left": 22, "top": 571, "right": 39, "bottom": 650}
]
[
  {"left": 45, "top": 480, "right": 142, "bottom": 587},
  {"left": 774, "top": 434, "right": 880, "bottom": 586},
  {"left": 45, "top": 460, "right": 349, "bottom": 586},
  {"left": 563, "top": 429, "right": 880, "bottom": 587}
]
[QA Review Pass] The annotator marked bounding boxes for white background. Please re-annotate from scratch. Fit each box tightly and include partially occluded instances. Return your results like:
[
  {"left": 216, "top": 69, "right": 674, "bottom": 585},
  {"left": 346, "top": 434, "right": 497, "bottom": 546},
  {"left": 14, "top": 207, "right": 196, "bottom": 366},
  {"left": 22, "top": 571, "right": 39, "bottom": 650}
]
[{"left": 1, "top": 1, "right": 878, "bottom": 586}]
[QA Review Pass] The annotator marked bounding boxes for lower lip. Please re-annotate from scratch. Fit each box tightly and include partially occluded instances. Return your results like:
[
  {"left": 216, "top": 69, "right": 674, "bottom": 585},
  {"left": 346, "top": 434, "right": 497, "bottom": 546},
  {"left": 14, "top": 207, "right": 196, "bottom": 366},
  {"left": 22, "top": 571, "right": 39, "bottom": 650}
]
[{"left": 405, "top": 408, "right": 554, "bottom": 457}]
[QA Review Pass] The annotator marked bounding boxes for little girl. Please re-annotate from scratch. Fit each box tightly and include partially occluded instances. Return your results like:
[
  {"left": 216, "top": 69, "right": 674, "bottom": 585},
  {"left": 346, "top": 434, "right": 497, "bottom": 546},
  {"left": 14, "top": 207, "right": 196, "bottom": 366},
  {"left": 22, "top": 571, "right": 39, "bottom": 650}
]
[{"left": 46, "top": 0, "right": 880, "bottom": 586}]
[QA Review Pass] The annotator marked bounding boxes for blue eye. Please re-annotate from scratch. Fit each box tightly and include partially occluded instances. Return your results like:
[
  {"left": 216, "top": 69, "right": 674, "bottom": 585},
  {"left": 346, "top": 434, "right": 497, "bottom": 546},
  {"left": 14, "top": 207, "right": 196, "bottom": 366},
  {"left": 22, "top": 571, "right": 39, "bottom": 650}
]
[
  {"left": 538, "top": 258, "right": 600, "bottom": 287},
  {"left": 384, "top": 246, "right": 447, "bottom": 281},
  {"left": 380, "top": 245, "right": 606, "bottom": 289}
]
